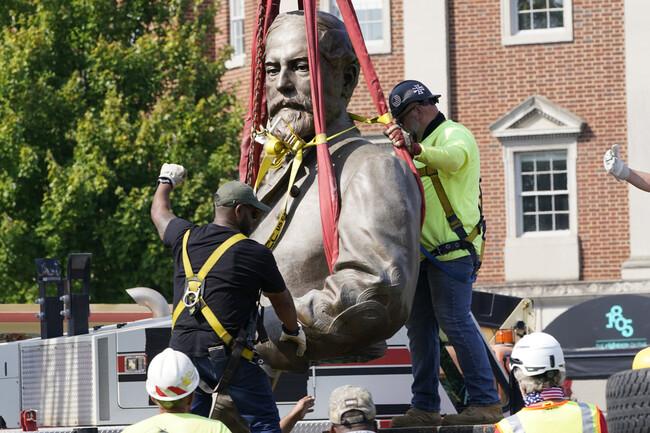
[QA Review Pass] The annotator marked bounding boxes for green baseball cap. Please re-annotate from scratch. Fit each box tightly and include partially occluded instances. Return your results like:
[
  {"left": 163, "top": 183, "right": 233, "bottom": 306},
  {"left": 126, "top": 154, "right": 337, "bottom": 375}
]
[{"left": 215, "top": 181, "right": 271, "bottom": 212}]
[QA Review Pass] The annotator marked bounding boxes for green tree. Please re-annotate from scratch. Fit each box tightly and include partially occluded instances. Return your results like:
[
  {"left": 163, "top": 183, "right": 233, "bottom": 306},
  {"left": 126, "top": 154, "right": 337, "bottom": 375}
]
[{"left": 0, "top": 0, "right": 243, "bottom": 303}]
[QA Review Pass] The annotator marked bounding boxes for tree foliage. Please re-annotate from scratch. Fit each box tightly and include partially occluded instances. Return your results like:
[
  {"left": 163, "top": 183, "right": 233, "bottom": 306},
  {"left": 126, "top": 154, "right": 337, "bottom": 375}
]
[{"left": 0, "top": 0, "right": 243, "bottom": 303}]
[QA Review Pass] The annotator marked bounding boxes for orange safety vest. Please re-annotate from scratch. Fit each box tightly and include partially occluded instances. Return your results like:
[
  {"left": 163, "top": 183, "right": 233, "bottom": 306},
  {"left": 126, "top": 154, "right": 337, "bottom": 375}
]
[{"left": 496, "top": 400, "right": 603, "bottom": 433}]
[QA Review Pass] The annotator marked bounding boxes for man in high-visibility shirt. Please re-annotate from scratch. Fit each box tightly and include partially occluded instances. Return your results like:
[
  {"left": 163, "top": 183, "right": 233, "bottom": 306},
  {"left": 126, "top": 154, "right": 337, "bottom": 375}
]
[
  {"left": 385, "top": 80, "right": 502, "bottom": 426},
  {"left": 495, "top": 332, "right": 608, "bottom": 433}
]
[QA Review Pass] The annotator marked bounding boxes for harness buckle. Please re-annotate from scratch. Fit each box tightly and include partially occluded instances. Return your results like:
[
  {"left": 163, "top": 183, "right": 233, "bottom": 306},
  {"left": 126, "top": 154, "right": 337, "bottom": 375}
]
[
  {"left": 447, "top": 214, "right": 463, "bottom": 231},
  {"left": 182, "top": 277, "right": 203, "bottom": 312}
]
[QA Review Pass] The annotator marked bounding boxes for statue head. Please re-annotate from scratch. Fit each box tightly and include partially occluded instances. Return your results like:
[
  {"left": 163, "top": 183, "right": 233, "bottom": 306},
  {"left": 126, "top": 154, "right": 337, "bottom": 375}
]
[{"left": 264, "top": 11, "right": 360, "bottom": 142}]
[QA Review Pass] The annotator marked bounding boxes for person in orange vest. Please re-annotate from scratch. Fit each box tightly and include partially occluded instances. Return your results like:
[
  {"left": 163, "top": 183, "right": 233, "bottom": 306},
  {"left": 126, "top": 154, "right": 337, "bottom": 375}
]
[
  {"left": 604, "top": 144, "right": 650, "bottom": 192},
  {"left": 495, "top": 332, "right": 608, "bottom": 433}
]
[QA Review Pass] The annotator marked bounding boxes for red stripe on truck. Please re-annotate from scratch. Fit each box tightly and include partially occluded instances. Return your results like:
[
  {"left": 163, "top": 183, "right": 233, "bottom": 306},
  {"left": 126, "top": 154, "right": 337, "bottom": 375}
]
[{"left": 325, "top": 348, "right": 412, "bottom": 367}]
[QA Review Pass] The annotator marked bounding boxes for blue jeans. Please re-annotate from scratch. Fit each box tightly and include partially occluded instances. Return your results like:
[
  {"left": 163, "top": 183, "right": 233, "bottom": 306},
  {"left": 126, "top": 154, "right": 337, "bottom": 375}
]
[
  {"left": 190, "top": 356, "right": 281, "bottom": 433},
  {"left": 407, "top": 256, "right": 501, "bottom": 412}
]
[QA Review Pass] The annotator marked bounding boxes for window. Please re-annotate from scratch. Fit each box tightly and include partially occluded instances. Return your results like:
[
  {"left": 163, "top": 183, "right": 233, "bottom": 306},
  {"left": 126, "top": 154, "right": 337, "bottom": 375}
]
[
  {"left": 517, "top": 0, "right": 565, "bottom": 31},
  {"left": 490, "top": 95, "right": 584, "bottom": 282},
  {"left": 321, "top": 0, "right": 391, "bottom": 54},
  {"left": 518, "top": 151, "right": 569, "bottom": 234},
  {"left": 226, "top": 0, "right": 245, "bottom": 69},
  {"left": 501, "top": 0, "right": 573, "bottom": 45}
]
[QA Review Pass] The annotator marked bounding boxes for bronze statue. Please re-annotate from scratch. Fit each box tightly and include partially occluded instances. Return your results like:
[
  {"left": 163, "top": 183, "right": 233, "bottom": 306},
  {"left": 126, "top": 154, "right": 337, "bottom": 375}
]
[{"left": 251, "top": 11, "right": 421, "bottom": 372}]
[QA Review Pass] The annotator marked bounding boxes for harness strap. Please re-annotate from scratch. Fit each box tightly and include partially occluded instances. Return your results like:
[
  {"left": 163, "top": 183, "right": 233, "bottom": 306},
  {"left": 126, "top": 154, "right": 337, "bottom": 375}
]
[
  {"left": 172, "top": 230, "right": 254, "bottom": 361},
  {"left": 215, "top": 326, "right": 250, "bottom": 393},
  {"left": 183, "top": 230, "right": 247, "bottom": 282},
  {"left": 417, "top": 166, "right": 485, "bottom": 275}
]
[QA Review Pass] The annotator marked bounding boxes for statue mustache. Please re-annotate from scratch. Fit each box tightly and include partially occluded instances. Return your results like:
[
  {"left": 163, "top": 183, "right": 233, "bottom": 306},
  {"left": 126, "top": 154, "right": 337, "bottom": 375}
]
[{"left": 268, "top": 98, "right": 314, "bottom": 119}]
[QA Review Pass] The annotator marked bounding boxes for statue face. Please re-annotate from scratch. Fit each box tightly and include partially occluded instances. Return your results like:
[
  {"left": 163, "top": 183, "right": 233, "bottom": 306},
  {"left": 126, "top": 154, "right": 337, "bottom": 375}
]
[{"left": 265, "top": 23, "right": 345, "bottom": 142}]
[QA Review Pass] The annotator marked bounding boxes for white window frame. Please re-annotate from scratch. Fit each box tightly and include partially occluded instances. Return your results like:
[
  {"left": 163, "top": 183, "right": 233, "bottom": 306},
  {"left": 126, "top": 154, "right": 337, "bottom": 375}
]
[
  {"left": 515, "top": 149, "right": 571, "bottom": 237},
  {"left": 320, "top": 0, "right": 391, "bottom": 55},
  {"left": 491, "top": 95, "right": 584, "bottom": 282},
  {"left": 505, "top": 140, "right": 578, "bottom": 240},
  {"left": 226, "top": 0, "right": 246, "bottom": 69},
  {"left": 501, "top": 0, "right": 573, "bottom": 46}
]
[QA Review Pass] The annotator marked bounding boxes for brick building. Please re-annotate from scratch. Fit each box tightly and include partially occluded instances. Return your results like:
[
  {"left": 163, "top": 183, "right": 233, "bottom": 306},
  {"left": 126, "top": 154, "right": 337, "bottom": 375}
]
[{"left": 212, "top": 0, "right": 650, "bottom": 331}]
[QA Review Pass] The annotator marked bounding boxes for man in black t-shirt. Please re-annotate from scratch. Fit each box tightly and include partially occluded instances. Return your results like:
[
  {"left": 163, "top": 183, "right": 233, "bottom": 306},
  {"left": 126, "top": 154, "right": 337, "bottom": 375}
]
[{"left": 151, "top": 163, "right": 306, "bottom": 433}]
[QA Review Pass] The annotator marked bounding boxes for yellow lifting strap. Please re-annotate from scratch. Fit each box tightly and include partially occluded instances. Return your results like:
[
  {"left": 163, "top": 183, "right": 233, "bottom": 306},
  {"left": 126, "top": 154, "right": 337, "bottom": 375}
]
[
  {"left": 418, "top": 166, "right": 485, "bottom": 263},
  {"left": 254, "top": 112, "right": 391, "bottom": 250},
  {"left": 171, "top": 230, "right": 255, "bottom": 361}
]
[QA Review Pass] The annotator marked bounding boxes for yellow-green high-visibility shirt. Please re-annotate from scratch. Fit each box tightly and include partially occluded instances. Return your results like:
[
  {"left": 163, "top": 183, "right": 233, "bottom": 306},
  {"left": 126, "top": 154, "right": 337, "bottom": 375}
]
[
  {"left": 414, "top": 120, "right": 481, "bottom": 262},
  {"left": 122, "top": 412, "right": 232, "bottom": 433},
  {"left": 495, "top": 400, "right": 604, "bottom": 433}
]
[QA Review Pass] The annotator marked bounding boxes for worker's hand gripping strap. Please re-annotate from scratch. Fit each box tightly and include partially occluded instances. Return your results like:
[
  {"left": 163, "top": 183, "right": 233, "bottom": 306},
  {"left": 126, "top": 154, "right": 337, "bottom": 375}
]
[
  {"left": 418, "top": 166, "right": 485, "bottom": 277},
  {"left": 172, "top": 230, "right": 255, "bottom": 361}
]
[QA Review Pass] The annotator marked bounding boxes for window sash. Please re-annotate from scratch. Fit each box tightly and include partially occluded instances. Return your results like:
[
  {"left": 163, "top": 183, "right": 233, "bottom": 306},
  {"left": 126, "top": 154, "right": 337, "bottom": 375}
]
[
  {"left": 517, "top": 0, "right": 564, "bottom": 31},
  {"left": 329, "top": 0, "right": 384, "bottom": 42},
  {"left": 230, "top": 0, "right": 245, "bottom": 57},
  {"left": 516, "top": 150, "right": 570, "bottom": 234}
]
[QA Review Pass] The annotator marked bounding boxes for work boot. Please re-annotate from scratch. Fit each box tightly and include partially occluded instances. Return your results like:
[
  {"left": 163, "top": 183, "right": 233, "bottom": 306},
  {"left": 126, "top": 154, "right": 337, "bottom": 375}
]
[
  {"left": 442, "top": 404, "right": 503, "bottom": 425},
  {"left": 390, "top": 407, "right": 442, "bottom": 427}
]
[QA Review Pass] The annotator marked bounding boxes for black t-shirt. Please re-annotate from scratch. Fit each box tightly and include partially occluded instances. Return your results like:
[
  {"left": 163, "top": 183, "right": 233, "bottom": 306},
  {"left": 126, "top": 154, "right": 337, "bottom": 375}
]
[{"left": 163, "top": 218, "right": 287, "bottom": 357}]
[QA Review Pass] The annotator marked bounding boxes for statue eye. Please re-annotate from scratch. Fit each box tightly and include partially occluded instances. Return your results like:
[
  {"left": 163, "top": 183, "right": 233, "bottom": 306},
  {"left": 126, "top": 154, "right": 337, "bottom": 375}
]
[{"left": 265, "top": 64, "right": 280, "bottom": 76}]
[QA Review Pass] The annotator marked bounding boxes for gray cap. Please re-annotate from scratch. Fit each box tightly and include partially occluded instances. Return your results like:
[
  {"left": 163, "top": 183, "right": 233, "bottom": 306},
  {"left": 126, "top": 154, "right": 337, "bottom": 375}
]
[
  {"left": 215, "top": 181, "right": 271, "bottom": 212},
  {"left": 328, "top": 385, "right": 376, "bottom": 425}
]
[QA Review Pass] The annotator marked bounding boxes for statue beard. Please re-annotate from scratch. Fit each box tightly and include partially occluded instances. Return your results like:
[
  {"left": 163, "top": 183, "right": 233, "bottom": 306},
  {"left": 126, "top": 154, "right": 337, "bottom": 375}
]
[{"left": 267, "top": 96, "right": 315, "bottom": 143}]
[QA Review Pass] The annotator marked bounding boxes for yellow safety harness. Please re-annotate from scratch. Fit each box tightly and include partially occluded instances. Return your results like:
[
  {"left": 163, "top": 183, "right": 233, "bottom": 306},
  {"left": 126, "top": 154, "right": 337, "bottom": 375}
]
[
  {"left": 171, "top": 230, "right": 255, "bottom": 361},
  {"left": 253, "top": 112, "right": 393, "bottom": 250},
  {"left": 418, "top": 165, "right": 486, "bottom": 276}
]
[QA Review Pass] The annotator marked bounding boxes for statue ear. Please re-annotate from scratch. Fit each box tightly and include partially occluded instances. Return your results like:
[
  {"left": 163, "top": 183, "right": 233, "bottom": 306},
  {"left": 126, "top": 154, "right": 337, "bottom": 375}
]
[{"left": 341, "top": 62, "right": 359, "bottom": 100}]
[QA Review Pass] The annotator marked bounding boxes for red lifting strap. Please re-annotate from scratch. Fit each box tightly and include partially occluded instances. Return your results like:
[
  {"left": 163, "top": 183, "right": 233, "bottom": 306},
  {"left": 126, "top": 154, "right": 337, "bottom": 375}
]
[{"left": 303, "top": 0, "right": 340, "bottom": 271}]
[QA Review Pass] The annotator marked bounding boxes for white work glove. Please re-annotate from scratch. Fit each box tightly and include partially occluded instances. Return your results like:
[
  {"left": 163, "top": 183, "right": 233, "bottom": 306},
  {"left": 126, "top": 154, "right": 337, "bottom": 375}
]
[
  {"left": 158, "top": 163, "right": 188, "bottom": 189},
  {"left": 279, "top": 324, "right": 306, "bottom": 357},
  {"left": 384, "top": 124, "right": 422, "bottom": 156},
  {"left": 604, "top": 144, "right": 630, "bottom": 181}
]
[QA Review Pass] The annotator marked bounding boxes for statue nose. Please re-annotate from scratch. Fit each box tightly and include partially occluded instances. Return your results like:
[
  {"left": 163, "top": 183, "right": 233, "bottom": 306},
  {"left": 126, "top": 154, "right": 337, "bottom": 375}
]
[{"left": 277, "top": 69, "right": 295, "bottom": 93}]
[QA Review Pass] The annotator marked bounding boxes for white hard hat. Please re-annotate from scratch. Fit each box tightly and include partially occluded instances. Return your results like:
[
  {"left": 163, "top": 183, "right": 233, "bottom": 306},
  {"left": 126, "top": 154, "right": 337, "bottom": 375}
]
[
  {"left": 145, "top": 348, "right": 199, "bottom": 401},
  {"left": 509, "top": 332, "right": 565, "bottom": 377}
]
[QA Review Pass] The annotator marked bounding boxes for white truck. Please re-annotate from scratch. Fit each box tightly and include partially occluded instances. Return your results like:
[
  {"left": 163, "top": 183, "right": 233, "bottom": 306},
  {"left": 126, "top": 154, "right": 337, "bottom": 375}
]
[{"left": 0, "top": 287, "right": 418, "bottom": 432}]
